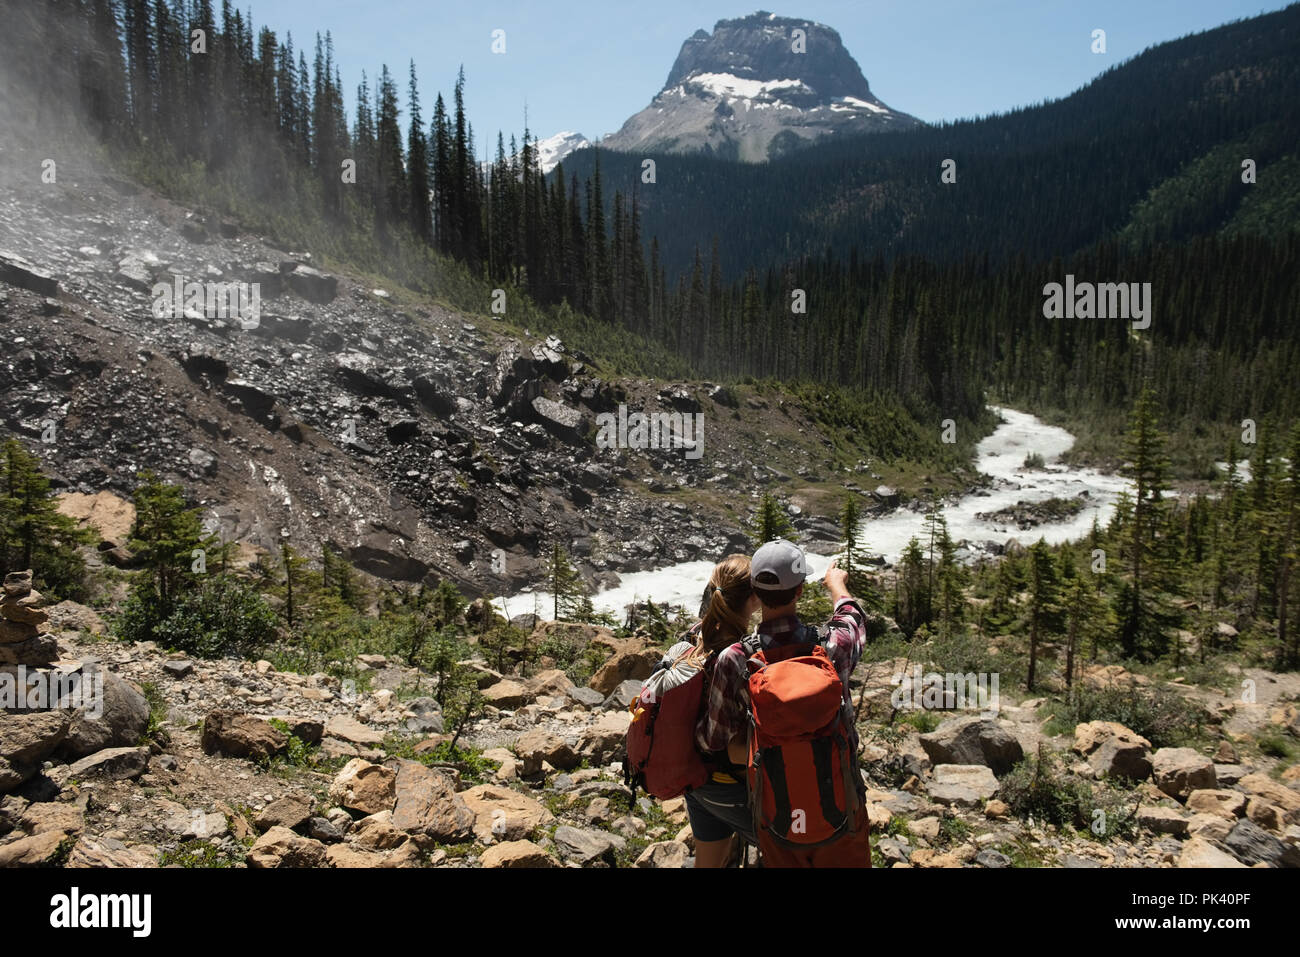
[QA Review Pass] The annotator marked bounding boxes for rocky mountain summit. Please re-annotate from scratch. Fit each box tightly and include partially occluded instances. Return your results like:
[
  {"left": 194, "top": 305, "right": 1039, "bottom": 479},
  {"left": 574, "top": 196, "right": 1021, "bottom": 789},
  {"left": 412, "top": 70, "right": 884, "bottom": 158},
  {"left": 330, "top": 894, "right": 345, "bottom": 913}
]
[{"left": 601, "top": 11, "right": 920, "bottom": 161}]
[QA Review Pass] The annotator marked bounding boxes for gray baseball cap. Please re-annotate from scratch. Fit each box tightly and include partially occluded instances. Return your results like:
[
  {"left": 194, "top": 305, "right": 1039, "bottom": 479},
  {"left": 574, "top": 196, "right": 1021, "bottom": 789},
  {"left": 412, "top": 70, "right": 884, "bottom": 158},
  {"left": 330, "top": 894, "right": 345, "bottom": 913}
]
[{"left": 750, "top": 539, "right": 809, "bottom": 591}]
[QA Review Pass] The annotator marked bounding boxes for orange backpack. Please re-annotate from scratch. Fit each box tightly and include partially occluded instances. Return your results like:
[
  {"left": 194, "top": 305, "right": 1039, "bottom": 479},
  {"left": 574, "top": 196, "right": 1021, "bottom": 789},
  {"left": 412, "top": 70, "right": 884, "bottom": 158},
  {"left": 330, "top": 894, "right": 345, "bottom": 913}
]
[{"left": 744, "top": 630, "right": 862, "bottom": 848}]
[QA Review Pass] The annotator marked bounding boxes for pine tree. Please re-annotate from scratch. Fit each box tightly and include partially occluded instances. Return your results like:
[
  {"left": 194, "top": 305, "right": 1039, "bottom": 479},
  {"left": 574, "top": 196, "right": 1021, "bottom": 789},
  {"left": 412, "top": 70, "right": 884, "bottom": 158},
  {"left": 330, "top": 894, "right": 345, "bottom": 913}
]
[
  {"left": 750, "top": 492, "right": 795, "bottom": 545},
  {"left": 838, "top": 494, "right": 880, "bottom": 609},
  {"left": 1116, "top": 385, "right": 1178, "bottom": 660},
  {"left": 374, "top": 64, "right": 407, "bottom": 235},
  {"left": 1273, "top": 422, "right": 1300, "bottom": 668},
  {"left": 0, "top": 439, "right": 92, "bottom": 598},
  {"left": 128, "top": 470, "right": 206, "bottom": 608},
  {"left": 543, "top": 541, "right": 587, "bottom": 622},
  {"left": 406, "top": 60, "right": 432, "bottom": 243},
  {"left": 1027, "top": 539, "right": 1061, "bottom": 690}
]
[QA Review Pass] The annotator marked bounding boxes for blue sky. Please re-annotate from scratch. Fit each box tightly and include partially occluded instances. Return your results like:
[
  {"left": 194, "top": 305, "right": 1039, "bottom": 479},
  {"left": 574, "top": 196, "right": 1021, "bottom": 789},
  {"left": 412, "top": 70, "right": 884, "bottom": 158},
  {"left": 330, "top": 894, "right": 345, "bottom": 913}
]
[{"left": 247, "top": 0, "right": 1292, "bottom": 146}]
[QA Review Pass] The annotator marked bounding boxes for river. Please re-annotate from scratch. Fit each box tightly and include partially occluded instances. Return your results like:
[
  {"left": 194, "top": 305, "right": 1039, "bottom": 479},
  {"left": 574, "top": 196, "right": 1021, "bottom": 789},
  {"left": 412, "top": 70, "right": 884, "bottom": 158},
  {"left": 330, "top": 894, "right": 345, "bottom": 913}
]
[{"left": 494, "top": 406, "right": 1132, "bottom": 619}]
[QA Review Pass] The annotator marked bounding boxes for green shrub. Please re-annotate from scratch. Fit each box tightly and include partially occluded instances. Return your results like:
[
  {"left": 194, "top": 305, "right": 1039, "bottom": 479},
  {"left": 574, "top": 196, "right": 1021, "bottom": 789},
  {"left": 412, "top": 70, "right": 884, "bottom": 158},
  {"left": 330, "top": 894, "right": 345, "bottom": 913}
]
[
  {"left": 999, "top": 744, "right": 1138, "bottom": 839},
  {"left": 116, "top": 574, "right": 278, "bottom": 658},
  {"left": 1048, "top": 683, "right": 1206, "bottom": 749}
]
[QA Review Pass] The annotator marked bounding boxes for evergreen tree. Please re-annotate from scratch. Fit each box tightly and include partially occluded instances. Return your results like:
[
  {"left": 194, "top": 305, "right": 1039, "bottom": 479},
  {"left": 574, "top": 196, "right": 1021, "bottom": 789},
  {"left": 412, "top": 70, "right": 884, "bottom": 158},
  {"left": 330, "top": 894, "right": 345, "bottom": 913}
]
[
  {"left": 1115, "top": 386, "right": 1179, "bottom": 659},
  {"left": 750, "top": 492, "right": 795, "bottom": 545},
  {"left": 0, "top": 439, "right": 92, "bottom": 599},
  {"left": 406, "top": 60, "right": 432, "bottom": 243}
]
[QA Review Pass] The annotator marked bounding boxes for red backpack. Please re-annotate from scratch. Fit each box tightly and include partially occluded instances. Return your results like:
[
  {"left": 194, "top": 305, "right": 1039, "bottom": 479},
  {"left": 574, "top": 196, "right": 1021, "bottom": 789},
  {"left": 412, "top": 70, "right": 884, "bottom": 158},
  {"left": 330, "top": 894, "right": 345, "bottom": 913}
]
[
  {"left": 623, "top": 644, "right": 713, "bottom": 800},
  {"left": 744, "top": 630, "right": 862, "bottom": 848}
]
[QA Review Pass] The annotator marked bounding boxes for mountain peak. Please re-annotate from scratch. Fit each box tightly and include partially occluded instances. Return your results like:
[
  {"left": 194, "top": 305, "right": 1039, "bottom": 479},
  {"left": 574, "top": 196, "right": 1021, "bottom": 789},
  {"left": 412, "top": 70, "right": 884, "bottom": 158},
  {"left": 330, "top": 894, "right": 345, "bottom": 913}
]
[
  {"left": 600, "top": 11, "right": 918, "bottom": 162},
  {"left": 662, "top": 11, "right": 871, "bottom": 102}
]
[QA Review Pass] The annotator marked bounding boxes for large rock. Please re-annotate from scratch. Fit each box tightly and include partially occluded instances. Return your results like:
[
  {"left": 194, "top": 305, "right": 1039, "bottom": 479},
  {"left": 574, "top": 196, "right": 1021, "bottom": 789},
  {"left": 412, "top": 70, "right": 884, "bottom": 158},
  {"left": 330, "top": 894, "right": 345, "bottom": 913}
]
[
  {"left": 285, "top": 264, "right": 338, "bottom": 303},
  {"left": 602, "top": 679, "right": 646, "bottom": 712},
  {"left": 576, "top": 710, "right": 632, "bottom": 765},
  {"left": 256, "top": 795, "right": 314, "bottom": 833},
  {"left": 1238, "top": 773, "right": 1300, "bottom": 825},
  {"left": 0, "top": 710, "right": 71, "bottom": 768},
  {"left": 1186, "top": 789, "right": 1246, "bottom": 820},
  {"left": 588, "top": 639, "right": 661, "bottom": 695},
  {"left": 480, "top": 840, "right": 556, "bottom": 868},
  {"left": 460, "top": 784, "right": 554, "bottom": 842},
  {"left": 525, "top": 669, "right": 576, "bottom": 700},
  {"left": 66, "top": 837, "right": 158, "bottom": 868},
  {"left": 324, "top": 715, "right": 386, "bottom": 747},
  {"left": 247, "top": 825, "right": 328, "bottom": 868},
  {"left": 482, "top": 679, "right": 531, "bottom": 709},
  {"left": 0, "top": 251, "right": 59, "bottom": 297},
  {"left": 0, "top": 633, "right": 58, "bottom": 666},
  {"left": 0, "top": 830, "right": 67, "bottom": 867},
  {"left": 1136, "top": 806, "right": 1189, "bottom": 836},
  {"left": 66, "top": 746, "right": 150, "bottom": 781},
  {"left": 635, "top": 841, "right": 690, "bottom": 868},
  {"left": 57, "top": 669, "right": 151, "bottom": 759},
  {"left": 919, "top": 717, "right": 1024, "bottom": 776},
  {"left": 931, "top": 764, "right": 999, "bottom": 800},
  {"left": 1151, "top": 748, "right": 1216, "bottom": 800},
  {"left": 1071, "top": 721, "right": 1152, "bottom": 780},
  {"left": 328, "top": 759, "right": 397, "bottom": 816},
  {"left": 389, "top": 759, "right": 475, "bottom": 842},
  {"left": 1177, "top": 837, "right": 1246, "bottom": 868},
  {"left": 1224, "top": 819, "right": 1300, "bottom": 867},
  {"left": 514, "top": 730, "right": 579, "bottom": 774},
  {"left": 529, "top": 396, "right": 584, "bottom": 442},
  {"left": 552, "top": 825, "right": 626, "bottom": 865},
  {"left": 201, "top": 710, "right": 287, "bottom": 761}
]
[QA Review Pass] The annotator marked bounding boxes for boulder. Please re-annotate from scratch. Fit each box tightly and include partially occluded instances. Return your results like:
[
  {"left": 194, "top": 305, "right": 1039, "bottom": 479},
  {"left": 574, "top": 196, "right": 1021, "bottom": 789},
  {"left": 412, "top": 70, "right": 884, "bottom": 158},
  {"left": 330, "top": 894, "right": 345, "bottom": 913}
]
[
  {"left": 1186, "top": 789, "right": 1246, "bottom": 820},
  {"left": 324, "top": 715, "right": 386, "bottom": 747},
  {"left": 352, "top": 810, "right": 408, "bottom": 851},
  {"left": 0, "top": 711, "right": 71, "bottom": 770},
  {"left": 514, "top": 730, "right": 579, "bottom": 774},
  {"left": 552, "top": 825, "right": 626, "bottom": 865},
  {"left": 200, "top": 710, "right": 288, "bottom": 761},
  {"left": 931, "top": 764, "right": 999, "bottom": 800},
  {"left": 66, "top": 746, "right": 150, "bottom": 781},
  {"left": 635, "top": 841, "right": 690, "bottom": 868},
  {"left": 389, "top": 759, "right": 475, "bottom": 842},
  {"left": 57, "top": 669, "right": 151, "bottom": 759},
  {"left": 66, "top": 837, "right": 158, "bottom": 868},
  {"left": 328, "top": 759, "right": 397, "bottom": 816},
  {"left": 1151, "top": 748, "right": 1217, "bottom": 800},
  {"left": 0, "top": 251, "right": 59, "bottom": 297},
  {"left": 256, "top": 796, "right": 314, "bottom": 832},
  {"left": 285, "top": 264, "right": 338, "bottom": 303},
  {"left": 1237, "top": 773, "right": 1300, "bottom": 824},
  {"left": 0, "top": 830, "right": 68, "bottom": 867},
  {"left": 576, "top": 710, "right": 632, "bottom": 765},
  {"left": 247, "top": 826, "right": 328, "bottom": 868},
  {"left": 1136, "top": 806, "right": 1189, "bottom": 836},
  {"left": 919, "top": 717, "right": 1024, "bottom": 775},
  {"left": 1224, "top": 819, "right": 1299, "bottom": 868},
  {"left": 602, "top": 679, "right": 645, "bottom": 712},
  {"left": 525, "top": 669, "right": 576, "bottom": 699},
  {"left": 1177, "top": 837, "right": 1246, "bottom": 868},
  {"left": 588, "top": 639, "right": 660, "bottom": 695},
  {"left": 459, "top": 784, "right": 554, "bottom": 842},
  {"left": 480, "top": 840, "right": 556, "bottom": 868},
  {"left": 1071, "top": 721, "right": 1152, "bottom": 780},
  {"left": 482, "top": 679, "right": 531, "bottom": 709}
]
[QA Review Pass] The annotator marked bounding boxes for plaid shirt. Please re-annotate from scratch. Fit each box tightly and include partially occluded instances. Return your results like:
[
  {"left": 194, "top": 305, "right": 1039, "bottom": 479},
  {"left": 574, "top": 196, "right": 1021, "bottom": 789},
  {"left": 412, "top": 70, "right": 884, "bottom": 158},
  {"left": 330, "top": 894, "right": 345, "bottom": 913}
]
[{"left": 696, "top": 597, "right": 869, "bottom": 754}]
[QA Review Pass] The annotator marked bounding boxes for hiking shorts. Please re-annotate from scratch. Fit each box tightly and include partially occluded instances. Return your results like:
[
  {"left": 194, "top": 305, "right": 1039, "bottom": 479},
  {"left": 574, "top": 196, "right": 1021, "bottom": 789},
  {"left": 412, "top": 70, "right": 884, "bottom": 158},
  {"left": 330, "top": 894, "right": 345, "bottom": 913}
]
[{"left": 685, "top": 779, "right": 756, "bottom": 844}]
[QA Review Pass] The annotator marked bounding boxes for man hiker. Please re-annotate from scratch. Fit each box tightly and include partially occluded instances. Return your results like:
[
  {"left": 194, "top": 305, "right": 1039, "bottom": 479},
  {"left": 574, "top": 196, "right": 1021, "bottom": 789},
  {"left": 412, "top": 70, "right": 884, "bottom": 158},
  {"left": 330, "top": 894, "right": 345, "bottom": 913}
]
[{"left": 698, "top": 539, "right": 873, "bottom": 867}]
